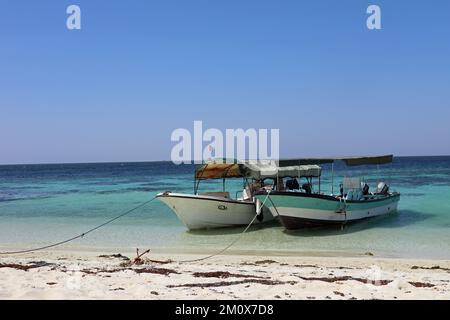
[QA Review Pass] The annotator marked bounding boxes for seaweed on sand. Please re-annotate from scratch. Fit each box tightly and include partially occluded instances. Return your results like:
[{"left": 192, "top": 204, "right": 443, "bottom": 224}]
[
  {"left": 411, "top": 265, "right": 450, "bottom": 272},
  {"left": 167, "top": 279, "right": 296, "bottom": 288},
  {"left": 98, "top": 254, "right": 130, "bottom": 261},
  {"left": 75, "top": 266, "right": 180, "bottom": 276},
  {"left": 297, "top": 275, "right": 392, "bottom": 286},
  {"left": 192, "top": 271, "right": 268, "bottom": 279},
  {"left": 0, "top": 261, "right": 55, "bottom": 271},
  {"left": 408, "top": 281, "right": 435, "bottom": 288}
]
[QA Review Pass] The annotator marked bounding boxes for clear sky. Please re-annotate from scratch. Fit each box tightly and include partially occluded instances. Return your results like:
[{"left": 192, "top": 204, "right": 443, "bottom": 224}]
[{"left": 1, "top": 0, "right": 449, "bottom": 164}]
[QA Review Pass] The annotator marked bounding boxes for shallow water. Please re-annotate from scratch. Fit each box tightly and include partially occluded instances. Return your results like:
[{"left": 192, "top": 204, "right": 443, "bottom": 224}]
[{"left": 0, "top": 157, "right": 449, "bottom": 259}]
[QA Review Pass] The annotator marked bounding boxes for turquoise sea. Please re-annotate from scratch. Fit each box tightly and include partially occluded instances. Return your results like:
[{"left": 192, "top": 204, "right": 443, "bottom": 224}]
[{"left": 0, "top": 157, "right": 449, "bottom": 259}]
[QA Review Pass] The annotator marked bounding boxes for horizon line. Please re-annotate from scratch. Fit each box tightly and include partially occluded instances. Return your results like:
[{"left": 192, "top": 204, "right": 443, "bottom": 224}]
[{"left": 1, "top": 154, "right": 450, "bottom": 166}]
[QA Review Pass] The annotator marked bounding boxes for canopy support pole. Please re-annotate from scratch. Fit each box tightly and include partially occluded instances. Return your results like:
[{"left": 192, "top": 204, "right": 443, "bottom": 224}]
[
  {"left": 194, "top": 178, "right": 201, "bottom": 194},
  {"left": 331, "top": 162, "right": 334, "bottom": 195},
  {"left": 194, "top": 178, "right": 197, "bottom": 194},
  {"left": 389, "top": 161, "right": 393, "bottom": 187}
]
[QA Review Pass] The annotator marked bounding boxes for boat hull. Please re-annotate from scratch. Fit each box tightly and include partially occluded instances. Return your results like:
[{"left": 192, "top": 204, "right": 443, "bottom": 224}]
[
  {"left": 255, "top": 192, "right": 400, "bottom": 230},
  {"left": 157, "top": 192, "right": 273, "bottom": 230}
]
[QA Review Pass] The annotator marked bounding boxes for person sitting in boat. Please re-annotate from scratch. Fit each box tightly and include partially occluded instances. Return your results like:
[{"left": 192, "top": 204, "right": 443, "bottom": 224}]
[
  {"left": 285, "top": 178, "right": 300, "bottom": 191},
  {"left": 244, "top": 180, "right": 274, "bottom": 199},
  {"left": 362, "top": 182, "right": 370, "bottom": 195},
  {"left": 301, "top": 182, "right": 312, "bottom": 194},
  {"left": 276, "top": 177, "right": 285, "bottom": 191}
]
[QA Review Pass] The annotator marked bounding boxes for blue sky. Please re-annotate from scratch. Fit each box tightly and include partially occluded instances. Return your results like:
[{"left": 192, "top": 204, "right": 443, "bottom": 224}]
[{"left": 1, "top": 0, "right": 449, "bottom": 164}]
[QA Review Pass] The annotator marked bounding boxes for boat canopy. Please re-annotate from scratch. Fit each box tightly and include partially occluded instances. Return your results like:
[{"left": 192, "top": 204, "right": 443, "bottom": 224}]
[
  {"left": 239, "top": 161, "right": 322, "bottom": 180},
  {"left": 194, "top": 155, "right": 392, "bottom": 180},
  {"left": 195, "top": 160, "right": 322, "bottom": 180},
  {"left": 195, "top": 163, "right": 242, "bottom": 180},
  {"left": 279, "top": 155, "right": 393, "bottom": 167}
]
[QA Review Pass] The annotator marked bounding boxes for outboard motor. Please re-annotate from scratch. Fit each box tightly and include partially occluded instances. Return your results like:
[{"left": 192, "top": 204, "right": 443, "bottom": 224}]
[
  {"left": 302, "top": 183, "right": 312, "bottom": 194},
  {"left": 286, "top": 178, "right": 300, "bottom": 190},
  {"left": 376, "top": 182, "right": 389, "bottom": 195}
]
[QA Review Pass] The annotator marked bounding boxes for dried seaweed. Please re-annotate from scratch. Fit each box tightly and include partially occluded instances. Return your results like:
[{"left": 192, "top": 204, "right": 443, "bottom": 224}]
[
  {"left": 98, "top": 254, "right": 130, "bottom": 261},
  {"left": 145, "top": 259, "right": 173, "bottom": 264},
  {"left": 411, "top": 265, "right": 450, "bottom": 272},
  {"left": 134, "top": 267, "right": 179, "bottom": 275},
  {"left": 297, "top": 275, "right": 392, "bottom": 286},
  {"left": 167, "top": 279, "right": 296, "bottom": 288},
  {"left": 242, "top": 260, "right": 278, "bottom": 266},
  {"left": 294, "top": 264, "right": 318, "bottom": 268},
  {"left": 254, "top": 260, "right": 278, "bottom": 265},
  {"left": 408, "top": 281, "right": 435, "bottom": 288},
  {"left": 120, "top": 258, "right": 172, "bottom": 267},
  {"left": 192, "top": 271, "right": 267, "bottom": 279},
  {"left": 0, "top": 261, "right": 54, "bottom": 271},
  {"left": 75, "top": 266, "right": 179, "bottom": 276},
  {"left": 0, "top": 263, "right": 35, "bottom": 271}
]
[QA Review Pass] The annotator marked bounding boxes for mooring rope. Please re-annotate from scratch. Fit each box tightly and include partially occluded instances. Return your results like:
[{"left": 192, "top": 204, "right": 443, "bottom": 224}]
[
  {"left": 0, "top": 191, "right": 273, "bottom": 263},
  {"left": 178, "top": 190, "right": 272, "bottom": 263},
  {"left": 0, "top": 197, "right": 157, "bottom": 255},
  {"left": 267, "top": 193, "right": 280, "bottom": 217}
]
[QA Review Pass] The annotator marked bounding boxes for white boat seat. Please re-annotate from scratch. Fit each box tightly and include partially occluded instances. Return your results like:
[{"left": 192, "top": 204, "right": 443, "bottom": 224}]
[
  {"left": 343, "top": 177, "right": 363, "bottom": 200},
  {"left": 343, "top": 177, "right": 362, "bottom": 190}
]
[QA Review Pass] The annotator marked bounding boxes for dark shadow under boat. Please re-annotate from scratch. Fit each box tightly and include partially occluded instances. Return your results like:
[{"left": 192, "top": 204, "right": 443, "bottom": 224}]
[
  {"left": 281, "top": 209, "right": 435, "bottom": 237},
  {"left": 185, "top": 219, "right": 281, "bottom": 236}
]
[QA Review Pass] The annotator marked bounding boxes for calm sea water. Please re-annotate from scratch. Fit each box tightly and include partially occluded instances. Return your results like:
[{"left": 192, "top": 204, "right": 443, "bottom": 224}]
[{"left": 0, "top": 157, "right": 449, "bottom": 259}]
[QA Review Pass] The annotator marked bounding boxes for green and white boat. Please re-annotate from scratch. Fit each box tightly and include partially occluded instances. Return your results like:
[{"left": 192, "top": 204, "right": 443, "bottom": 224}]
[{"left": 254, "top": 155, "right": 400, "bottom": 230}]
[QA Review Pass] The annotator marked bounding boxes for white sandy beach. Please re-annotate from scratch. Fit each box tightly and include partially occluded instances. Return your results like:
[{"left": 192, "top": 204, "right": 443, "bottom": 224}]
[{"left": 1, "top": 249, "right": 449, "bottom": 300}]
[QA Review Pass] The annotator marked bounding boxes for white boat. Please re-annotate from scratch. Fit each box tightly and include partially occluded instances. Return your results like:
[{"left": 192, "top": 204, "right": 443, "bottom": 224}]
[
  {"left": 254, "top": 155, "right": 401, "bottom": 230},
  {"left": 157, "top": 192, "right": 264, "bottom": 230},
  {"left": 157, "top": 161, "right": 274, "bottom": 230}
]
